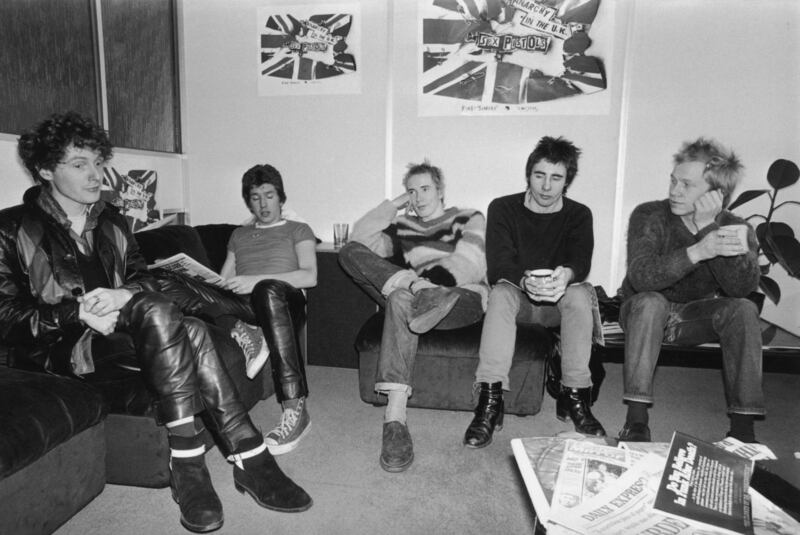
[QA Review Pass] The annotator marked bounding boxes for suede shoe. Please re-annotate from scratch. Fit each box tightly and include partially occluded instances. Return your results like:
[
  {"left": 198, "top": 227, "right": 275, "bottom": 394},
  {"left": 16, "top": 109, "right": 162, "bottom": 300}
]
[
  {"left": 618, "top": 422, "right": 651, "bottom": 442},
  {"left": 170, "top": 455, "right": 224, "bottom": 533},
  {"left": 380, "top": 421, "right": 414, "bottom": 472},
  {"left": 408, "top": 288, "right": 460, "bottom": 334},
  {"left": 231, "top": 441, "right": 313, "bottom": 512}
]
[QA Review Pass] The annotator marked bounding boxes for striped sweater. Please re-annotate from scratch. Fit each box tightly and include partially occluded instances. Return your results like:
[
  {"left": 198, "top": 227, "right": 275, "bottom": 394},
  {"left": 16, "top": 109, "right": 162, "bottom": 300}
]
[{"left": 351, "top": 200, "right": 489, "bottom": 306}]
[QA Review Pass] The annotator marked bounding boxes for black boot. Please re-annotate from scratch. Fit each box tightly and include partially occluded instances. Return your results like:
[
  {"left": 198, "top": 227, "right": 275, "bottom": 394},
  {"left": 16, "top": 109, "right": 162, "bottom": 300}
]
[
  {"left": 556, "top": 386, "right": 606, "bottom": 437},
  {"left": 463, "top": 382, "right": 504, "bottom": 448},
  {"left": 169, "top": 436, "right": 224, "bottom": 533},
  {"left": 230, "top": 437, "right": 313, "bottom": 512}
]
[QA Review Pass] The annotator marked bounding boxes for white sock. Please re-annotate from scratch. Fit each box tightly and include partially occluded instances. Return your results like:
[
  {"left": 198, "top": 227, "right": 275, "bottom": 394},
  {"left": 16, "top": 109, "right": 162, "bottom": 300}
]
[{"left": 385, "top": 391, "right": 408, "bottom": 423}]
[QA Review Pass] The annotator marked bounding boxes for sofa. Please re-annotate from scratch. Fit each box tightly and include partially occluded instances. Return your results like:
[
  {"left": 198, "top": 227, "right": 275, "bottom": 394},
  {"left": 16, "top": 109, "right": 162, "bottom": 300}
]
[{"left": 0, "top": 223, "right": 275, "bottom": 534}]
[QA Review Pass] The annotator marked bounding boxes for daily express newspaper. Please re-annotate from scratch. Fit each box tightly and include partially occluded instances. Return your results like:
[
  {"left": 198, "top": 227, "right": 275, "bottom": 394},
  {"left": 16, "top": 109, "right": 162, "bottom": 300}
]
[
  {"left": 148, "top": 253, "right": 225, "bottom": 287},
  {"left": 548, "top": 439, "right": 642, "bottom": 520},
  {"left": 551, "top": 433, "right": 753, "bottom": 535}
]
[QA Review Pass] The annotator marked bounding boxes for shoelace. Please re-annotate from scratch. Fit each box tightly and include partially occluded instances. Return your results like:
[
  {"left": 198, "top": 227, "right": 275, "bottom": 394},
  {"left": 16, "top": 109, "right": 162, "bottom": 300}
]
[
  {"left": 232, "top": 330, "right": 255, "bottom": 357},
  {"left": 273, "top": 408, "right": 300, "bottom": 439}
]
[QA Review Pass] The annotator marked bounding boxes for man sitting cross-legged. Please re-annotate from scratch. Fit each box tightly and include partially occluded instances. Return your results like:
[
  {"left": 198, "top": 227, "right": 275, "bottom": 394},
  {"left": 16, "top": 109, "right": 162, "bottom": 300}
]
[
  {"left": 0, "top": 111, "right": 312, "bottom": 533},
  {"left": 339, "top": 160, "right": 487, "bottom": 472}
]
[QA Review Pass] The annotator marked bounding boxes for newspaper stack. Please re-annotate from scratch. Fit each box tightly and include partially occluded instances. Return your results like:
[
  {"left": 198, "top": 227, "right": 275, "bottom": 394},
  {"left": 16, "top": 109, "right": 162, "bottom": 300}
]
[{"left": 511, "top": 432, "right": 799, "bottom": 535}]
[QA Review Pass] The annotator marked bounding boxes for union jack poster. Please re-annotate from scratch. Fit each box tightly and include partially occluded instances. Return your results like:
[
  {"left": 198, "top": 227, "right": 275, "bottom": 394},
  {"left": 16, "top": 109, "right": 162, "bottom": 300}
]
[
  {"left": 258, "top": 4, "right": 362, "bottom": 96},
  {"left": 419, "top": 0, "right": 613, "bottom": 116},
  {"left": 101, "top": 168, "right": 160, "bottom": 232}
]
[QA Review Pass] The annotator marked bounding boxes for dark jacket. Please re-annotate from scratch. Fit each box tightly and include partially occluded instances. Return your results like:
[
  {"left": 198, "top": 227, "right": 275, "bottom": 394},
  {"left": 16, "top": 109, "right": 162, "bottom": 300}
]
[{"left": 0, "top": 186, "right": 157, "bottom": 372}]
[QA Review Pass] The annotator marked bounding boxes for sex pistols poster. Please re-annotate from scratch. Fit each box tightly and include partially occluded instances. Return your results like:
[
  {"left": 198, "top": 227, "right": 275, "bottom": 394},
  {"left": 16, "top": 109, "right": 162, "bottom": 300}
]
[
  {"left": 258, "top": 4, "right": 362, "bottom": 96},
  {"left": 419, "top": 0, "right": 613, "bottom": 116}
]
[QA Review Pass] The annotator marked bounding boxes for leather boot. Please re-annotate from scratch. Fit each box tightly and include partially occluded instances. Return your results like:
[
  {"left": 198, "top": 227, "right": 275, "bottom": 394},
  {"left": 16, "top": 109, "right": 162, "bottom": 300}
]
[
  {"left": 169, "top": 436, "right": 224, "bottom": 533},
  {"left": 556, "top": 386, "right": 606, "bottom": 437},
  {"left": 463, "top": 382, "right": 504, "bottom": 448},
  {"left": 230, "top": 437, "right": 313, "bottom": 512}
]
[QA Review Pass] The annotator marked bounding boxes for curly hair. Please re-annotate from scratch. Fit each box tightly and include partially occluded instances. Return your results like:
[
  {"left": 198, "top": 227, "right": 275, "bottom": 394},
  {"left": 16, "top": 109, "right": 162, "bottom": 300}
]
[
  {"left": 241, "top": 164, "right": 286, "bottom": 206},
  {"left": 673, "top": 137, "right": 743, "bottom": 207},
  {"left": 17, "top": 111, "right": 113, "bottom": 184},
  {"left": 525, "top": 136, "right": 581, "bottom": 188}
]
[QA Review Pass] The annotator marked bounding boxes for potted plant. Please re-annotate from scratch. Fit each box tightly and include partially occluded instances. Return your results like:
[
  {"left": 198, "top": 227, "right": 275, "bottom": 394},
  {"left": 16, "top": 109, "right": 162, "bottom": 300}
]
[{"left": 728, "top": 158, "right": 800, "bottom": 334}]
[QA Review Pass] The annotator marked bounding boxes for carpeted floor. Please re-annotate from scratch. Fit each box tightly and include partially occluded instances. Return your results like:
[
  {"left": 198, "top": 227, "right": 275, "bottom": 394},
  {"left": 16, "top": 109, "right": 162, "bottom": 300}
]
[{"left": 56, "top": 363, "right": 799, "bottom": 535}]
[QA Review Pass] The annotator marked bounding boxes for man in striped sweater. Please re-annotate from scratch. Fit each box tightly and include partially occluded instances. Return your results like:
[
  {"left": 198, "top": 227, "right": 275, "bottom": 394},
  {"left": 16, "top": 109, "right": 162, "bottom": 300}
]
[{"left": 339, "top": 161, "right": 487, "bottom": 472}]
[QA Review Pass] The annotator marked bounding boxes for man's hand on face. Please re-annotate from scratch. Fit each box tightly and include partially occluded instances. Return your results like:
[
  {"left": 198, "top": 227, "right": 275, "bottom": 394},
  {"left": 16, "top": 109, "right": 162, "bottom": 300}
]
[
  {"left": 80, "top": 288, "right": 133, "bottom": 316},
  {"left": 79, "top": 305, "right": 119, "bottom": 336},
  {"left": 692, "top": 189, "right": 723, "bottom": 230},
  {"left": 391, "top": 192, "right": 411, "bottom": 211}
]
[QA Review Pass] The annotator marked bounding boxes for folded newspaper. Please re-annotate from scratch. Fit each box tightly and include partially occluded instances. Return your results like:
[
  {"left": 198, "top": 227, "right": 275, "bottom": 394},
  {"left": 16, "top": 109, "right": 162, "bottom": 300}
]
[
  {"left": 511, "top": 432, "right": 799, "bottom": 535},
  {"left": 148, "top": 253, "right": 225, "bottom": 287}
]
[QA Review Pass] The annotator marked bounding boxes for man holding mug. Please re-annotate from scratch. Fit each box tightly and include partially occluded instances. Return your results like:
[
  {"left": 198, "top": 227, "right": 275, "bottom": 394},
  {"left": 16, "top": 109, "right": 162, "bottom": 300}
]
[
  {"left": 463, "top": 136, "right": 606, "bottom": 448},
  {"left": 616, "top": 137, "right": 763, "bottom": 443}
]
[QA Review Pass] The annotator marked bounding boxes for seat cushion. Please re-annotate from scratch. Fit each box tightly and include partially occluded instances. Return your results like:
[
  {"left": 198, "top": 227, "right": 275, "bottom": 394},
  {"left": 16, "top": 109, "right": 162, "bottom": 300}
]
[
  {"left": 0, "top": 367, "right": 107, "bottom": 479},
  {"left": 135, "top": 224, "right": 213, "bottom": 269},
  {"left": 356, "top": 313, "right": 554, "bottom": 415}
]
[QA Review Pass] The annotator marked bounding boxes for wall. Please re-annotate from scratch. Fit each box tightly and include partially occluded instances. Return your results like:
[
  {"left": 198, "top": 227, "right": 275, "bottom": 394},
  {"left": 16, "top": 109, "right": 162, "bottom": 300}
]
[
  {"left": 180, "top": 0, "right": 631, "bottom": 290},
  {"left": 0, "top": 0, "right": 797, "bottom": 313},
  {"left": 616, "top": 0, "right": 800, "bottom": 334}
]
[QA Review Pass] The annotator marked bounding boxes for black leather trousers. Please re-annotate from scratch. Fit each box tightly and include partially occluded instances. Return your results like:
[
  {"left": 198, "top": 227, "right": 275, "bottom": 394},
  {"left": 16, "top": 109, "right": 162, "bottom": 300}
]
[
  {"left": 156, "top": 272, "right": 309, "bottom": 403},
  {"left": 116, "top": 292, "right": 259, "bottom": 453}
]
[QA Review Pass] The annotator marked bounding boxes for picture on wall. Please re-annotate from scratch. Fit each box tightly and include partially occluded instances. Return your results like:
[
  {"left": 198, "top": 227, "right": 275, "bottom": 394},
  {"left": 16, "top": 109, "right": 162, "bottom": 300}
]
[
  {"left": 418, "top": 0, "right": 613, "bottom": 116},
  {"left": 102, "top": 168, "right": 160, "bottom": 232},
  {"left": 257, "top": 3, "right": 362, "bottom": 96}
]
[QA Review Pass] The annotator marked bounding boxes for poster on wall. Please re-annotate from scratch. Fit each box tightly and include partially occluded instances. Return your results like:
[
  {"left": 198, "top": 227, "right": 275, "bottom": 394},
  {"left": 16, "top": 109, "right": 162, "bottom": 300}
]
[
  {"left": 257, "top": 3, "right": 362, "bottom": 96},
  {"left": 418, "top": 0, "right": 613, "bottom": 116},
  {"left": 102, "top": 168, "right": 160, "bottom": 232}
]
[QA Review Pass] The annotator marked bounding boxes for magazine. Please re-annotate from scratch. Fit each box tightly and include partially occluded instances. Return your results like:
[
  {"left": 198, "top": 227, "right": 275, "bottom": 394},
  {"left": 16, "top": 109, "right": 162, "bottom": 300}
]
[
  {"left": 653, "top": 431, "right": 753, "bottom": 534},
  {"left": 148, "top": 253, "right": 225, "bottom": 287}
]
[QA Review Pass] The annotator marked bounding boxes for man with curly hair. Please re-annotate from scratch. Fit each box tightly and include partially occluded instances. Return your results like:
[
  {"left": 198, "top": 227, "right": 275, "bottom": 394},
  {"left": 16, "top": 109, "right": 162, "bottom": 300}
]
[
  {"left": 617, "top": 137, "right": 764, "bottom": 443},
  {"left": 1, "top": 111, "right": 311, "bottom": 533}
]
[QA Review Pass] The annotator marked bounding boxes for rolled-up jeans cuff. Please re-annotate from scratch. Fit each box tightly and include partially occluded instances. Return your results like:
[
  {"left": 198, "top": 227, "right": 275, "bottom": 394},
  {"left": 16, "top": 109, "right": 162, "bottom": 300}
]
[
  {"left": 728, "top": 407, "right": 766, "bottom": 416},
  {"left": 623, "top": 393, "right": 653, "bottom": 405},
  {"left": 375, "top": 382, "right": 412, "bottom": 397}
]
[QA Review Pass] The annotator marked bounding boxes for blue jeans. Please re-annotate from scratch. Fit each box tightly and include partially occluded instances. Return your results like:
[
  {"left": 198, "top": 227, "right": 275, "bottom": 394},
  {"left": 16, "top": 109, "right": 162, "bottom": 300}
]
[
  {"left": 338, "top": 242, "right": 483, "bottom": 394},
  {"left": 620, "top": 292, "right": 765, "bottom": 415},
  {"left": 475, "top": 281, "right": 595, "bottom": 390}
]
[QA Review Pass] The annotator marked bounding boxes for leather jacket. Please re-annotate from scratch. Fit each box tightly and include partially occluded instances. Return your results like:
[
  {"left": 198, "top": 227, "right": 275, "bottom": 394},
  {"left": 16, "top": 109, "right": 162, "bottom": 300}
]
[{"left": 0, "top": 186, "right": 158, "bottom": 372}]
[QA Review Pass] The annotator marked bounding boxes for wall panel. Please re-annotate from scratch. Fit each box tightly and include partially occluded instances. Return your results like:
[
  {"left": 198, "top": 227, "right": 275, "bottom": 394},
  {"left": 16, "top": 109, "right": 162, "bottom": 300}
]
[
  {"left": 102, "top": 0, "right": 181, "bottom": 153},
  {"left": 0, "top": 0, "right": 99, "bottom": 134}
]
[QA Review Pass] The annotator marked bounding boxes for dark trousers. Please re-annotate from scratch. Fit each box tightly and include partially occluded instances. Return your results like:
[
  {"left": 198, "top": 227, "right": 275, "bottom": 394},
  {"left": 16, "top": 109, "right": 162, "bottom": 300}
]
[
  {"left": 156, "top": 272, "right": 308, "bottom": 403},
  {"left": 620, "top": 292, "right": 765, "bottom": 415},
  {"left": 92, "top": 291, "right": 260, "bottom": 453}
]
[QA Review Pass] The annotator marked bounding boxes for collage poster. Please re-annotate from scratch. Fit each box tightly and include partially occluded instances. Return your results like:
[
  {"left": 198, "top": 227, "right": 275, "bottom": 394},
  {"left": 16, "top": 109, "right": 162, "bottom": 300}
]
[
  {"left": 257, "top": 3, "right": 362, "bottom": 96},
  {"left": 418, "top": 0, "right": 613, "bottom": 116}
]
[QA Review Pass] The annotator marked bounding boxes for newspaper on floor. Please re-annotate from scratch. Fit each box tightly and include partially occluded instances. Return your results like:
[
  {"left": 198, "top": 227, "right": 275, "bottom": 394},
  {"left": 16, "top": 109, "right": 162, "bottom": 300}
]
[
  {"left": 148, "top": 253, "right": 225, "bottom": 287},
  {"left": 714, "top": 436, "right": 777, "bottom": 461},
  {"left": 548, "top": 439, "right": 642, "bottom": 520}
]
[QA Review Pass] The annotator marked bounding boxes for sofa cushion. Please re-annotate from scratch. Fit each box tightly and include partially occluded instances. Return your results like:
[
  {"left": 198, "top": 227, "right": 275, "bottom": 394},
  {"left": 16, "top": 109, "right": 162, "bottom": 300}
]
[
  {"left": 134, "top": 224, "right": 213, "bottom": 269},
  {"left": 356, "top": 313, "right": 554, "bottom": 415},
  {"left": 0, "top": 367, "right": 107, "bottom": 479},
  {"left": 194, "top": 224, "right": 238, "bottom": 273}
]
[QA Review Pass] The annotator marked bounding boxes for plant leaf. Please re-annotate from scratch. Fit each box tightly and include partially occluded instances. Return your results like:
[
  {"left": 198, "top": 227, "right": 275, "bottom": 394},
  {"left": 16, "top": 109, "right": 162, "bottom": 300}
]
[
  {"left": 759, "top": 275, "right": 781, "bottom": 304},
  {"left": 756, "top": 223, "right": 777, "bottom": 262},
  {"left": 767, "top": 221, "right": 796, "bottom": 238},
  {"left": 765, "top": 234, "right": 800, "bottom": 278},
  {"left": 761, "top": 323, "right": 777, "bottom": 345},
  {"left": 728, "top": 189, "right": 769, "bottom": 211},
  {"left": 767, "top": 159, "right": 800, "bottom": 190}
]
